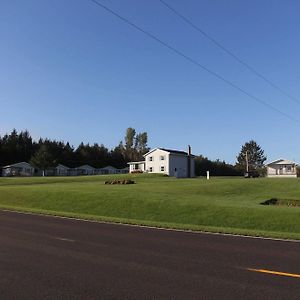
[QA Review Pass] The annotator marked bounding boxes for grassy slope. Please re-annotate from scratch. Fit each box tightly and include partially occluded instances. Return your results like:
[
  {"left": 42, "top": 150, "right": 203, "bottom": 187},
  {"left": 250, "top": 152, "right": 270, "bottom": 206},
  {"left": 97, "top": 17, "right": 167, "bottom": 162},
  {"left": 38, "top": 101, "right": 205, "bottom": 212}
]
[{"left": 0, "top": 174, "right": 300, "bottom": 239}]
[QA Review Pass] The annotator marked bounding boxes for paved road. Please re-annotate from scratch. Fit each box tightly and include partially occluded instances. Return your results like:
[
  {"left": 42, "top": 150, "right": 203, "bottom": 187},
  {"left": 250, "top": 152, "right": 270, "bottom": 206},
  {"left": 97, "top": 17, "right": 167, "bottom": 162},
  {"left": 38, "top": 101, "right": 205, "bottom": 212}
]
[{"left": 1, "top": 210, "right": 300, "bottom": 299}]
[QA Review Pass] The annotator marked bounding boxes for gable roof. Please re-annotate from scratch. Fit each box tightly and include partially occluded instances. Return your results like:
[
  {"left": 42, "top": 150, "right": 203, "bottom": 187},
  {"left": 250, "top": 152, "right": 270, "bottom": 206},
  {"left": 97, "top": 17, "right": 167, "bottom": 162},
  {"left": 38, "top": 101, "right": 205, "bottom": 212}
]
[
  {"left": 77, "top": 164, "right": 95, "bottom": 170},
  {"left": 266, "top": 159, "right": 298, "bottom": 166},
  {"left": 2, "top": 162, "right": 34, "bottom": 169},
  {"left": 56, "top": 164, "right": 69, "bottom": 170},
  {"left": 99, "top": 165, "right": 117, "bottom": 171},
  {"left": 143, "top": 147, "right": 191, "bottom": 157}
]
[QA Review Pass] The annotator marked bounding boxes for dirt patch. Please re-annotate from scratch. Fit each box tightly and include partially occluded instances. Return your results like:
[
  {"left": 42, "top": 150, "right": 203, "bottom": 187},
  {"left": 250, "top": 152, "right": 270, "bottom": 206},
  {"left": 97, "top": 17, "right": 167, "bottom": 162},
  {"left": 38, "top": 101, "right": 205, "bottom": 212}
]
[
  {"left": 261, "top": 198, "right": 300, "bottom": 207},
  {"left": 104, "top": 179, "right": 135, "bottom": 185}
]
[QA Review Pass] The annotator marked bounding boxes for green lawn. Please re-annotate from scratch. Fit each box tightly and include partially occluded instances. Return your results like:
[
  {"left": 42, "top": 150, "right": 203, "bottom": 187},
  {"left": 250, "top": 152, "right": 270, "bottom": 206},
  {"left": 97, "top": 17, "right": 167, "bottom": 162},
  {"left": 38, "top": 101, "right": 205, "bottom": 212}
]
[{"left": 0, "top": 174, "right": 300, "bottom": 239}]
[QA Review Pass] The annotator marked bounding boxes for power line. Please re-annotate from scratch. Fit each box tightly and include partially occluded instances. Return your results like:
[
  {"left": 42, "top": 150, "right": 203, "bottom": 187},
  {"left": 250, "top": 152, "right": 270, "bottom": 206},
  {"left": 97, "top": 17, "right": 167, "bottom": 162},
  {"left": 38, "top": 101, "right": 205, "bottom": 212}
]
[
  {"left": 88, "top": 0, "right": 300, "bottom": 125},
  {"left": 159, "top": 0, "right": 300, "bottom": 105}
]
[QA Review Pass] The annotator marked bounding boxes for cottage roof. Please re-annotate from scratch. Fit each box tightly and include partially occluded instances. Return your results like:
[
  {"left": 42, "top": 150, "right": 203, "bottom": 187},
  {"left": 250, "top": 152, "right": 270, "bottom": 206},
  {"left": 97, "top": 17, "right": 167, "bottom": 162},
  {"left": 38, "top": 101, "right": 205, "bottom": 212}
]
[
  {"left": 99, "top": 165, "right": 117, "bottom": 170},
  {"left": 56, "top": 164, "right": 69, "bottom": 169},
  {"left": 266, "top": 159, "right": 298, "bottom": 166},
  {"left": 77, "top": 164, "right": 95, "bottom": 170},
  {"left": 2, "top": 162, "right": 34, "bottom": 169}
]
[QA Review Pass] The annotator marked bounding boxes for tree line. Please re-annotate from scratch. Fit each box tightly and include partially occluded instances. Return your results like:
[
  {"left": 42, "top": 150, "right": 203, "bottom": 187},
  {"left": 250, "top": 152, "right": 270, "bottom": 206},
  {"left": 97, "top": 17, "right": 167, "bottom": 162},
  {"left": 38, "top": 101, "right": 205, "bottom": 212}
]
[
  {"left": 0, "top": 128, "right": 149, "bottom": 170},
  {"left": 194, "top": 140, "right": 267, "bottom": 177},
  {"left": 0, "top": 129, "right": 267, "bottom": 176}
]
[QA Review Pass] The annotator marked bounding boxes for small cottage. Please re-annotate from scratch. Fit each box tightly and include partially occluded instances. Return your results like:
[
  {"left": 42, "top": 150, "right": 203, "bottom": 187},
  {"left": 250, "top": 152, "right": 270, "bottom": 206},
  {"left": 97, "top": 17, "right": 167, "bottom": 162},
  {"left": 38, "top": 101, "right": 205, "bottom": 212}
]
[
  {"left": 2, "top": 162, "right": 34, "bottom": 177},
  {"left": 266, "top": 159, "right": 298, "bottom": 178},
  {"left": 76, "top": 165, "right": 95, "bottom": 175},
  {"left": 55, "top": 164, "right": 69, "bottom": 176}
]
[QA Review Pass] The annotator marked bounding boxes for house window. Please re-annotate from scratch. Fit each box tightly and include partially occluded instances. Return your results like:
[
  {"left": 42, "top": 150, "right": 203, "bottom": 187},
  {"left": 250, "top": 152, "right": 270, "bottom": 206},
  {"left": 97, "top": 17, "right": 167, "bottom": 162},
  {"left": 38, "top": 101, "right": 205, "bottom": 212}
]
[
  {"left": 149, "top": 156, "right": 153, "bottom": 161},
  {"left": 149, "top": 167, "right": 153, "bottom": 172},
  {"left": 160, "top": 155, "right": 165, "bottom": 161},
  {"left": 287, "top": 166, "right": 292, "bottom": 172},
  {"left": 160, "top": 166, "right": 165, "bottom": 172}
]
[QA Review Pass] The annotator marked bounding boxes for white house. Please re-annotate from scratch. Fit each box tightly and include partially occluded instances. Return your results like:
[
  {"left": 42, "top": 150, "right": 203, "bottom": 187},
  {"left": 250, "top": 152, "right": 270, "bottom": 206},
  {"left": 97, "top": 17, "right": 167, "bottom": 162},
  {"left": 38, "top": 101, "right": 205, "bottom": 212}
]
[
  {"left": 128, "top": 146, "right": 195, "bottom": 178},
  {"left": 2, "top": 162, "right": 34, "bottom": 177},
  {"left": 266, "top": 159, "right": 298, "bottom": 178}
]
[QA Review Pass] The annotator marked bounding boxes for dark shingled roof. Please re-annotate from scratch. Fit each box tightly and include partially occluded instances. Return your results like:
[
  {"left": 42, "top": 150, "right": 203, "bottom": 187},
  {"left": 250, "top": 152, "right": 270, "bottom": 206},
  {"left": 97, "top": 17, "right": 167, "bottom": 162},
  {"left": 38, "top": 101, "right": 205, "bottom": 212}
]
[{"left": 160, "top": 148, "right": 188, "bottom": 155}]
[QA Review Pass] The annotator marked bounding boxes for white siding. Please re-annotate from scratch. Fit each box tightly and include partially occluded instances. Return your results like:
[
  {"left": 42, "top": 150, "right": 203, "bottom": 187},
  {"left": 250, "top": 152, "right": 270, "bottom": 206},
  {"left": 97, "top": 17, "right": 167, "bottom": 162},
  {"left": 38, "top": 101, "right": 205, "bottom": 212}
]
[
  {"left": 129, "top": 162, "right": 145, "bottom": 173},
  {"left": 145, "top": 149, "right": 169, "bottom": 175},
  {"left": 267, "top": 163, "right": 297, "bottom": 177},
  {"left": 144, "top": 149, "right": 195, "bottom": 177}
]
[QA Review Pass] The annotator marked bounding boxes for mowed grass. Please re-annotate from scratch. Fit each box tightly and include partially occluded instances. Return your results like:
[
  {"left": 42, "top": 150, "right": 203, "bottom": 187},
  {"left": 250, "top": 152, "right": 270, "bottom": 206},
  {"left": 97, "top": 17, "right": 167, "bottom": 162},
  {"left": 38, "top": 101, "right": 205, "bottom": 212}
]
[{"left": 0, "top": 174, "right": 300, "bottom": 239}]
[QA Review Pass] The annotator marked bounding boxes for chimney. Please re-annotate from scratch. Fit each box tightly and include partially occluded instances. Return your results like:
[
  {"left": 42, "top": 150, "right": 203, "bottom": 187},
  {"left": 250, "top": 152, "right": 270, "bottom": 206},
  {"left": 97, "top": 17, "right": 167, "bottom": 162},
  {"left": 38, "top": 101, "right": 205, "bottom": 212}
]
[{"left": 187, "top": 145, "right": 191, "bottom": 178}]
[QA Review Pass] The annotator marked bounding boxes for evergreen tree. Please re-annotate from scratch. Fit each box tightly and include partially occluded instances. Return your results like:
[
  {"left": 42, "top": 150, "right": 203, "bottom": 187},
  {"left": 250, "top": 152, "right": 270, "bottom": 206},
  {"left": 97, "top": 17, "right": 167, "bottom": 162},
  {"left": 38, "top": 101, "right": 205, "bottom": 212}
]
[{"left": 236, "top": 140, "right": 267, "bottom": 174}]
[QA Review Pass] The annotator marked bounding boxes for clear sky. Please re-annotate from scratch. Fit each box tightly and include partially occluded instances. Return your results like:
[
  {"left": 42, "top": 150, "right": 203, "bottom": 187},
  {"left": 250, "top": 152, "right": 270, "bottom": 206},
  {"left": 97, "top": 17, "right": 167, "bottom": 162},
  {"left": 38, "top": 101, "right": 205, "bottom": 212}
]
[{"left": 1, "top": 0, "right": 300, "bottom": 163}]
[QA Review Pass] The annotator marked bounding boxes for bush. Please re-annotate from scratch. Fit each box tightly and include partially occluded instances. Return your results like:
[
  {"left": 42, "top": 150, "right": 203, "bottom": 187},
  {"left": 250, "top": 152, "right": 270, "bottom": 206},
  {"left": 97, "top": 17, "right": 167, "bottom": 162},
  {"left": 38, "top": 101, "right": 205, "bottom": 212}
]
[{"left": 131, "top": 170, "right": 143, "bottom": 174}]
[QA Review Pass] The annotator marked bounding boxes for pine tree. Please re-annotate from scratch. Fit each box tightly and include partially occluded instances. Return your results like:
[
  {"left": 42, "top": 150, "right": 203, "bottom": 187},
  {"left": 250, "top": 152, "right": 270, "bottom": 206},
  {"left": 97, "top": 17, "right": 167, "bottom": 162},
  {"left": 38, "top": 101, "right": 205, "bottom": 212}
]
[{"left": 236, "top": 140, "right": 267, "bottom": 175}]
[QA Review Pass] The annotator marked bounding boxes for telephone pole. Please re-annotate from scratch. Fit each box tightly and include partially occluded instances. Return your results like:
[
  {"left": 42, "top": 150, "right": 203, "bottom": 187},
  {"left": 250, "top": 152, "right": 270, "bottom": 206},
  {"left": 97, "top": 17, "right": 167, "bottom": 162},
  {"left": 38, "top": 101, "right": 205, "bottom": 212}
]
[{"left": 245, "top": 150, "right": 249, "bottom": 173}]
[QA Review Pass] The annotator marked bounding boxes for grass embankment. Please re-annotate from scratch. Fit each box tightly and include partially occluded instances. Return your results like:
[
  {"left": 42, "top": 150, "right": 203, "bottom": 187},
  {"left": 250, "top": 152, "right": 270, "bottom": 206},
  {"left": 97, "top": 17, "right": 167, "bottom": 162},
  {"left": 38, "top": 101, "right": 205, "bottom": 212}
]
[{"left": 0, "top": 174, "right": 300, "bottom": 239}]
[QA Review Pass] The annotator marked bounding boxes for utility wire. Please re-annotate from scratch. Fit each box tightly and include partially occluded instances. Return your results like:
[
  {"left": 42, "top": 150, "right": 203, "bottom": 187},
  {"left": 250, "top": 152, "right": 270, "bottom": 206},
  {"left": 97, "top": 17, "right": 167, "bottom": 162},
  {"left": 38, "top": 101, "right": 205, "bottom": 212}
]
[
  {"left": 89, "top": 0, "right": 300, "bottom": 124},
  {"left": 159, "top": 0, "right": 300, "bottom": 105}
]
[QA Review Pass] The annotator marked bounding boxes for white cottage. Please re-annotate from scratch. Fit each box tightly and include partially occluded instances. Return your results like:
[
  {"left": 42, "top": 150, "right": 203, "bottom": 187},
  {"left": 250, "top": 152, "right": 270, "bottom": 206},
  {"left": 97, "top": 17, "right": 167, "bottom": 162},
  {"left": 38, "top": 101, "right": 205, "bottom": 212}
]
[
  {"left": 128, "top": 146, "right": 195, "bottom": 178},
  {"left": 2, "top": 162, "right": 34, "bottom": 177},
  {"left": 266, "top": 159, "right": 298, "bottom": 178}
]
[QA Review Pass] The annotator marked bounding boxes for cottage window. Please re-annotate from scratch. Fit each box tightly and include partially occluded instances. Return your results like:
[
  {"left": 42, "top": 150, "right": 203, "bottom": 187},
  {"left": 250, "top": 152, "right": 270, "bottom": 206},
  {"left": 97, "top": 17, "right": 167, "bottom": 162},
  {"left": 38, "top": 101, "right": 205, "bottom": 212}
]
[
  {"left": 160, "top": 166, "right": 165, "bottom": 172},
  {"left": 149, "top": 156, "right": 153, "bottom": 161},
  {"left": 149, "top": 167, "right": 153, "bottom": 172},
  {"left": 160, "top": 156, "right": 165, "bottom": 161}
]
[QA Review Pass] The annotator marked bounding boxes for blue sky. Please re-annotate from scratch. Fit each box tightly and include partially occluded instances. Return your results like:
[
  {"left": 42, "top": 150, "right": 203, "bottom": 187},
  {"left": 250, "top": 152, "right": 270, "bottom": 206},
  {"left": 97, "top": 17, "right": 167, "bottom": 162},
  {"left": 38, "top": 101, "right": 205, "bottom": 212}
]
[{"left": 1, "top": 0, "right": 300, "bottom": 163}]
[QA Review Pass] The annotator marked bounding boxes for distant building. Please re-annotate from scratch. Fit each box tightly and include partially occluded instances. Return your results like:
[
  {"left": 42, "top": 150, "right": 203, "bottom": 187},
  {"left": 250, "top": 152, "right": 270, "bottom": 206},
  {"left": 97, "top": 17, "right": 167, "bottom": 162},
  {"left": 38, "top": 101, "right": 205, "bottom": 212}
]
[
  {"left": 128, "top": 146, "right": 195, "bottom": 178},
  {"left": 117, "top": 167, "right": 129, "bottom": 174},
  {"left": 55, "top": 164, "right": 69, "bottom": 176},
  {"left": 266, "top": 159, "right": 298, "bottom": 178},
  {"left": 2, "top": 162, "right": 34, "bottom": 177},
  {"left": 1, "top": 162, "right": 129, "bottom": 177},
  {"left": 44, "top": 164, "right": 70, "bottom": 176},
  {"left": 98, "top": 166, "right": 117, "bottom": 175},
  {"left": 76, "top": 165, "right": 95, "bottom": 176}
]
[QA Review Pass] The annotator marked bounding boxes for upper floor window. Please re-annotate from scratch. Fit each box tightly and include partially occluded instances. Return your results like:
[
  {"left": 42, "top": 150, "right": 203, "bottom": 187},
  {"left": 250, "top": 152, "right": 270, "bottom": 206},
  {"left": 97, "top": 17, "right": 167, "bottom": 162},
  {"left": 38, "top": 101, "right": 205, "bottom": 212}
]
[
  {"left": 160, "top": 155, "right": 165, "bottom": 161},
  {"left": 149, "top": 156, "right": 153, "bottom": 161}
]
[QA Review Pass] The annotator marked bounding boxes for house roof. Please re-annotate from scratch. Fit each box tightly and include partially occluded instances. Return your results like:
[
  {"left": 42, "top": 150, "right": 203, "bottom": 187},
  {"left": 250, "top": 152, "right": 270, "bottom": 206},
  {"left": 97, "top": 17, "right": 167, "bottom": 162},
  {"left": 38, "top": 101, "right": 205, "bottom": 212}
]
[
  {"left": 56, "top": 164, "right": 69, "bottom": 169},
  {"left": 127, "top": 161, "right": 145, "bottom": 165},
  {"left": 2, "top": 162, "right": 34, "bottom": 169},
  {"left": 77, "top": 164, "right": 95, "bottom": 170},
  {"left": 99, "top": 165, "right": 117, "bottom": 170},
  {"left": 265, "top": 159, "right": 298, "bottom": 166},
  {"left": 143, "top": 147, "right": 193, "bottom": 157}
]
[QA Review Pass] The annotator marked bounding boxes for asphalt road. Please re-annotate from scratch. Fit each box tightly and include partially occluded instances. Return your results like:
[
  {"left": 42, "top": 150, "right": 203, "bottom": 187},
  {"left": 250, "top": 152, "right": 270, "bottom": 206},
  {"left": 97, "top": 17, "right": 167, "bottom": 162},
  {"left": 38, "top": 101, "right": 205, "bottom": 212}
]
[{"left": 1, "top": 210, "right": 300, "bottom": 299}]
